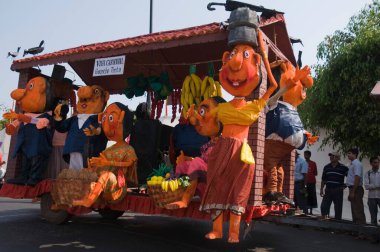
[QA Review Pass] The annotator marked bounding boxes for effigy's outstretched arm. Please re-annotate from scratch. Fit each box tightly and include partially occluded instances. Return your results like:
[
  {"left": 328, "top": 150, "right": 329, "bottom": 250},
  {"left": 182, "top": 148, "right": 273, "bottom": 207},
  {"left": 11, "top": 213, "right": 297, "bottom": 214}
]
[
  {"left": 89, "top": 153, "right": 135, "bottom": 169},
  {"left": 257, "top": 30, "right": 278, "bottom": 101}
]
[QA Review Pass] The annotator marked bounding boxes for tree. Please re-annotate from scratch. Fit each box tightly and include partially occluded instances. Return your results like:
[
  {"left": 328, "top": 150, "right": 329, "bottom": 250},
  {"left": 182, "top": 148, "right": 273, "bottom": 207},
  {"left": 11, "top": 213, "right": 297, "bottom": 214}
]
[
  {"left": 299, "top": 0, "right": 380, "bottom": 158},
  {"left": 0, "top": 104, "right": 10, "bottom": 131}
]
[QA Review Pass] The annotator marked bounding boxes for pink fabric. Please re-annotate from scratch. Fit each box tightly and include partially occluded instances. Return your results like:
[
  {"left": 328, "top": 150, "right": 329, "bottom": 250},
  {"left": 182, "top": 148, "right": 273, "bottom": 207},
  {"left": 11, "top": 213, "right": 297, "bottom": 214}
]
[
  {"left": 52, "top": 131, "right": 67, "bottom": 146},
  {"left": 175, "top": 157, "right": 207, "bottom": 177}
]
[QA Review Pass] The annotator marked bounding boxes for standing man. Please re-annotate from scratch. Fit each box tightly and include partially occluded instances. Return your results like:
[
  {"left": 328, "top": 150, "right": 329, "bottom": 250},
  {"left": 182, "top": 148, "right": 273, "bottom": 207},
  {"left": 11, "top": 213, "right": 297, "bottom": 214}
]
[
  {"left": 364, "top": 156, "right": 380, "bottom": 226},
  {"left": 320, "top": 152, "right": 348, "bottom": 220},
  {"left": 347, "top": 148, "right": 366, "bottom": 224},
  {"left": 294, "top": 152, "right": 308, "bottom": 214},
  {"left": 304, "top": 150, "right": 318, "bottom": 215}
]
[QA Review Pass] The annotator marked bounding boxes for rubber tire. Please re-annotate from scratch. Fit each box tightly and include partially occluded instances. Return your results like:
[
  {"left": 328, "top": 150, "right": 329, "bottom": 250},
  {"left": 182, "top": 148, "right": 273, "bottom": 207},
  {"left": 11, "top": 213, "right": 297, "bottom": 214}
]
[
  {"left": 98, "top": 208, "right": 125, "bottom": 220},
  {"left": 40, "top": 193, "right": 71, "bottom": 224}
]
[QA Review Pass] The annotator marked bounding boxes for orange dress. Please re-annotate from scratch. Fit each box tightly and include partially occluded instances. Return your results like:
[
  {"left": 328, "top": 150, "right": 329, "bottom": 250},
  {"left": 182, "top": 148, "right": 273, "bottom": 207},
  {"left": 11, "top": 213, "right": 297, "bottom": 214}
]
[
  {"left": 200, "top": 99, "right": 266, "bottom": 217},
  {"left": 97, "top": 142, "right": 138, "bottom": 203}
]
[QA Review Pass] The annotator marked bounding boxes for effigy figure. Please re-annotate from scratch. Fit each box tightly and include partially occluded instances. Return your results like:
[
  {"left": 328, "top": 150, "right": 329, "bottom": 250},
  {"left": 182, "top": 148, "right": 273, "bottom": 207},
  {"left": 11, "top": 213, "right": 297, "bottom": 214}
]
[
  {"left": 198, "top": 7, "right": 309, "bottom": 243},
  {"left": 72, "top": 102, "right": 137, "bottom": 207},
  {"left": 3, "top": 76, "right": 74, "bottom": 185},
  {"left": 165, "top": 96, "right": 226, "bottom": 209},
  {"left": 263, "top": 60, "right": 317, "bottom": 204},
  {"left": 54, "top": 85, "right": 109, "bottom": 169}
]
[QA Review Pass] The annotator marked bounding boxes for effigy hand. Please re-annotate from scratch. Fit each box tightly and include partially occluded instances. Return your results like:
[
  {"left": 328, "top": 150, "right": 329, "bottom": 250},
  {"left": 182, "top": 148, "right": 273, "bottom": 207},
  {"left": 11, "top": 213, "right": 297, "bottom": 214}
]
[
  {"left": 5, "top": 123, "right": 16, "bottom": 135},
  {"left": 294, "top": 65, "right": 311, "bottom": 83},
  {"left": 89, "top": 153, "right": 109, "bottom": 168},
  {"left": 36, "top": 118, "right": 49, "bottom": 129},
  {"left": 83, "top": 125, "right": 100, "bottom": 136},
  {"left": 3, "top": 110, "right": 18, "bottom": 120},
  {"left": 54, "top": 104, "right": 63, "bottom": 121}
]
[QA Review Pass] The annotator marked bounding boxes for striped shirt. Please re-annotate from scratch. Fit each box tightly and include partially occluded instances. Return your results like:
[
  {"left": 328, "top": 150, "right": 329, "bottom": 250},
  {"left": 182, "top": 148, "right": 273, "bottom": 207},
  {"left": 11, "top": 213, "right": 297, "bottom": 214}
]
[{"left": 322, "top": 162, "right": 348, "bottom": 188}]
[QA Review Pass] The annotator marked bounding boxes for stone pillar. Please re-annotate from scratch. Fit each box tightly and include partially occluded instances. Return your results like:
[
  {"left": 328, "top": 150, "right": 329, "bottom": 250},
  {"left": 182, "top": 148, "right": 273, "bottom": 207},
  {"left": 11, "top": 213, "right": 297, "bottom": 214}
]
[{"left": 247, "top": 61, "right": 267, "bottom": 206}]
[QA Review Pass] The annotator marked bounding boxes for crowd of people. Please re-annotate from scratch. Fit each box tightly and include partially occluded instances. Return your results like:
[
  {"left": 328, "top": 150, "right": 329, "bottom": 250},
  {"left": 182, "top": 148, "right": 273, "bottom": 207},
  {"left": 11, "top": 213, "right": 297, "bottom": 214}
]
[{"left": 294, "top": 148, "right": 380, "bottom": 242}]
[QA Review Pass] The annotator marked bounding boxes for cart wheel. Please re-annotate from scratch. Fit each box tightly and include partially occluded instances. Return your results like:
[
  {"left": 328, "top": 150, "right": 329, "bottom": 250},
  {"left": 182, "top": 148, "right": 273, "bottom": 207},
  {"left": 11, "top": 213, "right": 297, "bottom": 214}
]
[
  {"left": 40, "top": 193, "right": 71, "bottom": 224},
  {"left": 98, "top": 208, "right": 125, "bottom": 220}
]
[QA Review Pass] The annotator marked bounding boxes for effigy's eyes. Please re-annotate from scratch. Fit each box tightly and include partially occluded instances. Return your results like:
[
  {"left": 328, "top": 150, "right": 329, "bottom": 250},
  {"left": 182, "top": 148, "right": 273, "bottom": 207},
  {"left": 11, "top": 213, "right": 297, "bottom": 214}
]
[
  {"left": 102, "top": 115, "right": 106, "bottom": 122},
  {"left": 94, "top": 88, "right": 100, "bottom": 96},
  {"left": 199, "top": 107, "right": 206, "bottom": 116},
  {"left": 28, "top": 82, "right": 34, "bottom": 90},
  {"left": 229, "top": 50, "right": 236, "bottom": 59},
  {"left": 109, "top": 114, "right": 114, "bottom": 122},
  {"left": 243, "top": 50, "right": 250, "bottom": 59}
]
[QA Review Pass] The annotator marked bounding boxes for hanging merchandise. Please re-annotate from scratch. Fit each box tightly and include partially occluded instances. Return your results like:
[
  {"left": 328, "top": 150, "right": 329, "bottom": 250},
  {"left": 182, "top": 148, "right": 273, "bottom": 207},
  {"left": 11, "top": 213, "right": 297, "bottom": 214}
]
[
  {"left": 149, "top": 72, "right": 173, "bottom": 101},
  {"left": 124, "top": 74, "right": 149, "bottom": 99},
  {"left": 201, "top": 62, "right": 223, "bottom": 99},
  {"left": 180, "top": 65, "right": 203, "bottom": 117},
  {"left": 170, "top": 89, "right": 181, "bottom": 123}
]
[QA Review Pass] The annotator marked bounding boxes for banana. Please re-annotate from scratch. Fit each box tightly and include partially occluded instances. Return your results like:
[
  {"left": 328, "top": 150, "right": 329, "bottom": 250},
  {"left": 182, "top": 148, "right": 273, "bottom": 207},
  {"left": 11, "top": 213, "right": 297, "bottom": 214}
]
[
  {"left": 188, "top": 92, "right": 194, "bottom": 105},
  {"left": 180, "top": 91, "right": 185, "bottom": 106},
  {"left": 182, "top": 75, "right": 191, "bottom": 93},
  {"left": 189, "top": 79, "right": 196, "bottom": 97},
  {"left": 174, "top": 179, "right": 179, "bottom": 190},
  {"left": 201, "top": 76, "right": 208, "bottom": 96},
  {"left": 169, "top": 180, "right": 175, "bottom": 191},
  {"left": 204, "top": 86, "right": 210, "bottom": 99},
  {"left": 161, "top": 180, "right": 166, "bottom": 191},
  {"left": 184, "top": 92, "right": 189, "bottom": 106},
  {"left": 215, "top": 81, "right": 223, "bottom": 97},
  {"left": 191, "top": 74, "right": 202, "bottom": 97}
]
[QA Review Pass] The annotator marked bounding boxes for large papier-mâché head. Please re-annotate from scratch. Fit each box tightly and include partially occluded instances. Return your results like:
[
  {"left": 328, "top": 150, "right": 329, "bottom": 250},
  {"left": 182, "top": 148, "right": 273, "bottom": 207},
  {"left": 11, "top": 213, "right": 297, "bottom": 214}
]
[
  {"left": 77, "top": 85, "right": 109, "bottom": 114},
  {"left": 219, "top": 44, "right": 261, "bottom": 97}
]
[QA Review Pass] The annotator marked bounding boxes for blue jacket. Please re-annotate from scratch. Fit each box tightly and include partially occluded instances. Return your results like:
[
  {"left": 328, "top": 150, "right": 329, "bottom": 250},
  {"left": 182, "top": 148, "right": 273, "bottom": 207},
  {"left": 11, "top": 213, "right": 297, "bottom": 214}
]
[
  {"left": 266, "top": 101, "right": 307, "bottom": 150},
  {"left": 13, "top": 113, "right": 54, "bottom": 158},
  {"left": 55, "top": 115, "right": 107, "bottom": 163}
]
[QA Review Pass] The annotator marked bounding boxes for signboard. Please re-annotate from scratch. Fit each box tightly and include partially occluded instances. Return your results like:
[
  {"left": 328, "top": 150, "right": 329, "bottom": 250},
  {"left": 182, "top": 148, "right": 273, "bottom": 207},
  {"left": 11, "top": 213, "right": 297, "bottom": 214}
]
[{"left": 93, "top": 55, "right": 125, "bottom": 77}]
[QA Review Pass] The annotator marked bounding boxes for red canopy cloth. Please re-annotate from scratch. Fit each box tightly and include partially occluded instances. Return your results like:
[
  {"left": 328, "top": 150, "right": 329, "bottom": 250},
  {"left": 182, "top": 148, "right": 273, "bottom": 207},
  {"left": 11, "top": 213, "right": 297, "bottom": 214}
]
[
  {"left": 0, "top": 179, "right": 52, "bottom": 198},
  {"left": 0, "top": 179, "right": 290, "bottom": 222}
]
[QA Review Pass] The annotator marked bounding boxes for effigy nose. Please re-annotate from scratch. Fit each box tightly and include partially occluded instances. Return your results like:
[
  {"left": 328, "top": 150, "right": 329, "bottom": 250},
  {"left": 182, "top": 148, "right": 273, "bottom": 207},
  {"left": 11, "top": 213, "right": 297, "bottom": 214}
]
[{"left": 229, "top": 53, "right": 243, "bottom": 71}]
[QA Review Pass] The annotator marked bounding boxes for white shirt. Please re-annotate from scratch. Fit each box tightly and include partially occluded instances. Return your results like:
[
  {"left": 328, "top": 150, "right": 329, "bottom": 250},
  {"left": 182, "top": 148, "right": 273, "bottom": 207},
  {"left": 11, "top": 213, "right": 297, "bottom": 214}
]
[
  {"left": 77, "top": 114, "right": 94, "bottom": 129},
  {"left": 364, "top": 169, "right": 380, "bottom": 198},
  {"left": 295, "top": 156, "right": 308, "bottom": 182},
  {"left": 346, "top": 159, "right": 363, "bottom": 186}
]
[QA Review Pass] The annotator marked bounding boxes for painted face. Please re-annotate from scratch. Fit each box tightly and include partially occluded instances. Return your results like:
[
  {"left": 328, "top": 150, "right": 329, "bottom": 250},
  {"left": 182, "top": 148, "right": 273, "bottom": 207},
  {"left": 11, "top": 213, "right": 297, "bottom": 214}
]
[
  {"left": 100, "top": 103, "right": 124, "bottom": 142},
  {"left": 219, "top": 44, "right": 261, "bottom": 97},
  {"left": 193, "top": 98, "right": 220, "bottom": 138},
  {"left": 11, "top": 77, "right": 47, "bottom": 113},
  {"left": 77, "top": 85, "right": 109, "bottom": 114},
  {"left": 280, "top": 62, "right": 314, "bottom": 107}
]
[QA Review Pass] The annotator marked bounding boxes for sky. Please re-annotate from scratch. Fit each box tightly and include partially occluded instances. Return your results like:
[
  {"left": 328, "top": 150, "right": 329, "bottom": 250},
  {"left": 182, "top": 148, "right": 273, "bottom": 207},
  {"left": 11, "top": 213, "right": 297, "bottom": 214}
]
[{"left": 0, "top": 0, "right": 373, "bottom": 115}]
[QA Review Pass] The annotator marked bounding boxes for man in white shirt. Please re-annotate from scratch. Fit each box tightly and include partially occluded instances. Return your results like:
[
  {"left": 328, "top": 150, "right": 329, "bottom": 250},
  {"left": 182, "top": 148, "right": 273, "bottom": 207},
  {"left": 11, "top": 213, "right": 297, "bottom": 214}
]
[
  {"left": 364, "top": 156, "right": 380, "bottom": 226},
  {"left": 346, "top": 148, "right": 366, "bottom": 224},
  {"left": 294, "top": 152, "right": 308, "bottom": 214}
]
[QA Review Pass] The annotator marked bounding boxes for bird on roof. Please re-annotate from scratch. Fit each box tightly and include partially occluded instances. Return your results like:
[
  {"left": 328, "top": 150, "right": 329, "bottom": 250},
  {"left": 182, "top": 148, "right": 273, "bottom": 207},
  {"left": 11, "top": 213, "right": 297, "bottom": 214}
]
[
  {"left": 289, "top": 36, "right": 303, "bottom": 46},
  {"left": 23, "top": 40, "right": 45, "bottom": 57},
  {"left": 7, "top": 47, "right": 21, "bottom": 58},
  {"left": 297, "top": 51, "right": 303, "bottom": 68}
]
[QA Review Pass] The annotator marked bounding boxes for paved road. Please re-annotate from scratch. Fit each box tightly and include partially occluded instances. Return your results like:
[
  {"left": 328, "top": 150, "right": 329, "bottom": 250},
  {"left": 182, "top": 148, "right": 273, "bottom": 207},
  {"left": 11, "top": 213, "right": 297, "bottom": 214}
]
[{"left": 0, "top": 198, "right": 378, "bottom": 252}]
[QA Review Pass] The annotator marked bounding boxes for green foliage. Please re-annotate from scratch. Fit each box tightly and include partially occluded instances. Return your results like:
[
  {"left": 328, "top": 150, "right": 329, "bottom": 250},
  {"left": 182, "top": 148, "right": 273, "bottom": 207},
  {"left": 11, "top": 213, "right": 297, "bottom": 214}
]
[
  {"left": 0, "top": 104, "right": 10, "bottom": 130},
  {"left": 299, "top": 0, "right": 380, "bottom": 157}
]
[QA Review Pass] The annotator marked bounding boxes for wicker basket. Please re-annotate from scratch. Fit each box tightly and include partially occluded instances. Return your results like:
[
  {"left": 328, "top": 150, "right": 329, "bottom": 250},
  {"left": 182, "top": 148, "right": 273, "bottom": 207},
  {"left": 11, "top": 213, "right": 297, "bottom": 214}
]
[
  {"left": 148, "top": 184, "right": 185, "bottom": 208},
  {"left": 51, "top": 169, "right": 98, "bottom": 206}
]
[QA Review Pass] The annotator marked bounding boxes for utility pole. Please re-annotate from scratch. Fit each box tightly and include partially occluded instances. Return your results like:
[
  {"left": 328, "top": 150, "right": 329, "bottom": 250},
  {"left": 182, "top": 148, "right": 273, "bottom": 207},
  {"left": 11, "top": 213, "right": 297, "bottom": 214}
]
[{"left": 147, "top": 0, "right": 153, "bottom": 109}]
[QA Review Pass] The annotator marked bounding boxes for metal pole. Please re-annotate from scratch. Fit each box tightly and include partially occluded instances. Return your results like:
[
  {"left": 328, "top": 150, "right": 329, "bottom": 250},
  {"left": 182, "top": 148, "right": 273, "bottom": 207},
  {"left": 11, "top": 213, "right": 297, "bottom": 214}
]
[
  {"left": 149, "top": 0, "right": 153, "bottom": 34},
  {"left": 146, "top": 0, "right": 153, "bottom": 110}
]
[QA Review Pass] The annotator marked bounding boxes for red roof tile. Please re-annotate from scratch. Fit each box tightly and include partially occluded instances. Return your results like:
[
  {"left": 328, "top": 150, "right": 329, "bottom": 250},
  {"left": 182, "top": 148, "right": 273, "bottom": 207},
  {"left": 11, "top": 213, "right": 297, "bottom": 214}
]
[{"left": 13, "top": 23, "right": 223, "bottom": 66}]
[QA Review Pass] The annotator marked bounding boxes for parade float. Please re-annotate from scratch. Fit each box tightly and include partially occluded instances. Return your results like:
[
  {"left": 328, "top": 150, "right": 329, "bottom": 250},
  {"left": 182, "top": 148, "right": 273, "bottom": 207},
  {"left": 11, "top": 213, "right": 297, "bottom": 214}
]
[{"left": 0, "top": 1, "right": 308, "bottom": 241}]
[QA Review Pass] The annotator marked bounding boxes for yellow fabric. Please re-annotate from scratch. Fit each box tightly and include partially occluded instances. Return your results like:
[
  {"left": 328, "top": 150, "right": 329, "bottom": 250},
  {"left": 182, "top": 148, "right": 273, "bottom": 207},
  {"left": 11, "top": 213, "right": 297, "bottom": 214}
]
[
  {"left": 240, "top": 139, "right": 255, "bottom": 164},
  {"left": 215, "top": 99, "right": 266, "bottom": 126}
]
